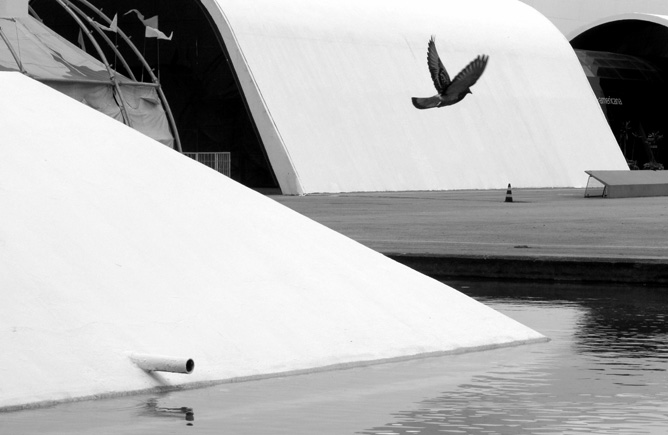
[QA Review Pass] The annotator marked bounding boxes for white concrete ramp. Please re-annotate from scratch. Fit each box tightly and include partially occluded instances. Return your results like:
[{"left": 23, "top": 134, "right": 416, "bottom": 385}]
[
  {"left": 0, "top": 73, "right": 545, "bottom": 410},
  {"left": 202, "top": 0, "right": 628, "bottom": 194}
]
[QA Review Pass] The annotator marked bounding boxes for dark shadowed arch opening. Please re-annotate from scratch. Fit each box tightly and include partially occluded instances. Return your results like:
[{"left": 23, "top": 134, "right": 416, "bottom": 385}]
[
  {"left": 571, "top": 20, "right": 668, "bottom": 170},
  {"left": 29, "top": 0, "right": 279, "bottom": 190}
]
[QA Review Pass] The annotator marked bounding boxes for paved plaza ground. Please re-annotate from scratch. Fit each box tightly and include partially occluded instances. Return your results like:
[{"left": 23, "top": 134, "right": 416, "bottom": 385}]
[{"left": 270, "top": 188, "right": 668, "bottom": 284}]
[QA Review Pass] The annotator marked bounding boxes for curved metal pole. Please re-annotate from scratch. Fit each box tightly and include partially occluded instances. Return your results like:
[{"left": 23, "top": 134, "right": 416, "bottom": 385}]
[
  {"left": 0, "top": 20, "right": 26, "bottom": 73},
  {"left": 40, "top": 77, "right": 158, "bottom": 86},
  {"left": 71, "top": 0, "right": 183, "bottom": 152},
  {"left": 150, "top": 79, "right": 182, "bottom": 152},
  {"left": 53, "top": 0, "right": 133, "bottom": 127},
  {"left": 60, "top": 0, "right": 137, "bottom": 82}
]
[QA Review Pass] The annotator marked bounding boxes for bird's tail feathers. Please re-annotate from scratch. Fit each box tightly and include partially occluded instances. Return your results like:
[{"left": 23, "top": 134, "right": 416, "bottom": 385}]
[{"left": 412, "top": 96, "right": 441, "bottom": 110}]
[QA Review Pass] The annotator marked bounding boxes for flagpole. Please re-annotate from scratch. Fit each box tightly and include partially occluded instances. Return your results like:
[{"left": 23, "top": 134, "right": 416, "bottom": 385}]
[
  {"left": 142, "top": 38, "right": 146, "bottom": 82},
  {"left": 156, "top": 39, "right": 160, "bottom": 81},
  {"left": 54, "top": 0, "right": 132, "bottom": 126},
  {"left": 113, "top": 31, "right": 118, "bottom": 70}
]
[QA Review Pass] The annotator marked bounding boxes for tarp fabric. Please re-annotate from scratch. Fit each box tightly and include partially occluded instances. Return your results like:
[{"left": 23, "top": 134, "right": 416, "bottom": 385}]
[{"left": 0, "top": 15, "right": 174, "bottom": 148}]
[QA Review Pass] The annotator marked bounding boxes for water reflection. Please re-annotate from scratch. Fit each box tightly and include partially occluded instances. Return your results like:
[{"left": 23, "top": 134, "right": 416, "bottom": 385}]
[
  {"left": 141, "top": 397, "right": 194, "bottom": 426},
  {"left": 455, "top": 281, "right": 668, "bottom": 358},
  {"left": 359, "top": 280, "right": 668, "bottom": 435},
  {"left": 574, "top": 291, "right": 668, "bottom": 360}
]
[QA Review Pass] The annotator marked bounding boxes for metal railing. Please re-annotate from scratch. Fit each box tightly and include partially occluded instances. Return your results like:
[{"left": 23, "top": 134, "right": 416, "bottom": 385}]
[{"left": 184, "top": 152, "right": 231, "bottom": 177}]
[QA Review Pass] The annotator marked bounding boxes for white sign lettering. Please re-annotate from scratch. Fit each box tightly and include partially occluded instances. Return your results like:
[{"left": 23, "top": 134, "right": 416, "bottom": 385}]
[{"left": 598, "top": 97, "right": 623, "bottom": 105}]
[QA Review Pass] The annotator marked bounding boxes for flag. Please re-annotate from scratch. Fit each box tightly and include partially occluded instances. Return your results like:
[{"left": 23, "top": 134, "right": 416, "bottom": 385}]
[
  {"left": 125, "top": 9, "right": 158, "bottom": 28},
  {"left": 145, "top": 26, "right": 173, "bottom": 40},
  {"left": 77, "top": 29, "right": 86, "bottom": 51},
  {"left": 124, "top": 8, "right": 145, "bottom": 21},
  {"left": 125, "top": 9, "right": 172, "bottom": 41},
  {"left": 143, "top": 15, "right": 159, "bottom": 29},
  {"left": 97, "top": 14, "right": 118, "bottom": 33}
]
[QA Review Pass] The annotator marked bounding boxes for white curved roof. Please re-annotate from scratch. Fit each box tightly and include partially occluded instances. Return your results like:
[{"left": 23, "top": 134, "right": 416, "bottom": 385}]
[{"left": 203, "top": 0, "right": 626, "bottom": 194}]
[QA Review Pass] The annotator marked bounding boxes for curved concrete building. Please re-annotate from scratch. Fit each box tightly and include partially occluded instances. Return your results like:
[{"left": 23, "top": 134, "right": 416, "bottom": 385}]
[
  {"left": 197, "top": 0, "right": 626, "bottom": 194},
  {"left": 523, "top": 1, "right": 668, "bottom": 171},
  {"left": 26, "top": 0, "right": 628, "bottom": 194}
]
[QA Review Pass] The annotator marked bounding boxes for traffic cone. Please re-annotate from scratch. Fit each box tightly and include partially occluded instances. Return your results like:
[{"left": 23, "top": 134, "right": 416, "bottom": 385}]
[{"left": 505, "top": 183, "right": 513, "bottom": 203}]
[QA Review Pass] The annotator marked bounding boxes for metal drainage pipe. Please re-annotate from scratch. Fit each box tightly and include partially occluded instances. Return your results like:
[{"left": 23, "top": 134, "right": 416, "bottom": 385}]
[{"left": 130, "top": 354, "right": 195, "bottom": 374}]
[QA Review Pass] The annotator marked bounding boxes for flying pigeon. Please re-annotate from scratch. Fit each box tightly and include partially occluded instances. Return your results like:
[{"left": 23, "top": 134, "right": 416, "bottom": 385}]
[{"left": 412, "top": 36, "right": 489, "bottom": 109}]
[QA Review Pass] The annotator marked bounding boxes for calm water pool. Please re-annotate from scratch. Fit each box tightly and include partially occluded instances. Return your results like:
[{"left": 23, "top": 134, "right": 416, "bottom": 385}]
[{"left": 2, "top": 280, "right": 667, "bottom": 434}]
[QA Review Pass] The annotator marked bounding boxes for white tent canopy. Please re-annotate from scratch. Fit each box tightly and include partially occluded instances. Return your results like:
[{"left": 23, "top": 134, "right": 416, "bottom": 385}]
[{"left": 0, "top": 12, "right": 174, "bottom": 148}]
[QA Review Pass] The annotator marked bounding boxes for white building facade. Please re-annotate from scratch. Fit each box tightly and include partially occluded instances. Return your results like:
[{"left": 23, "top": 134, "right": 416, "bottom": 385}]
[{"left": 523, "top": 0, "right": 668, "bottom": 170}]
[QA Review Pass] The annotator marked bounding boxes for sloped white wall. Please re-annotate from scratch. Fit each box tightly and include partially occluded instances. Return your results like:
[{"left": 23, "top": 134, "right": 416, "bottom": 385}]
[
  {"left": 202, "top": 0, "right": 627, "bottom": 194},
  {"left": 0, "top": 73, "right": 545, "bottom": 410}
]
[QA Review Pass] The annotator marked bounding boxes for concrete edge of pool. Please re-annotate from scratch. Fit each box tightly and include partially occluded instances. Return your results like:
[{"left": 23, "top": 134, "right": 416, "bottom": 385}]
[
  {"left": 387, "top": 253, "right": 668, "bottom": 285},
  {"left": 0, "top": 336, "right": 549, "bottom": 413}
]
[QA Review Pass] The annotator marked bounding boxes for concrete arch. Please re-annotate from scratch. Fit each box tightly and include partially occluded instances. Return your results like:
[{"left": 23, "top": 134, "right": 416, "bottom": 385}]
[
  {"left": 201, "top": 0, "right": 627, "bottom": 194},
  {"left": 520, "top": 0, "right": 668, "bottom": 37},
  {"left": 569, "top": 13, "right": 668, "bottom": 169},
  {"left": 569, "top": 13, "right": 668, "bottom": 56}
]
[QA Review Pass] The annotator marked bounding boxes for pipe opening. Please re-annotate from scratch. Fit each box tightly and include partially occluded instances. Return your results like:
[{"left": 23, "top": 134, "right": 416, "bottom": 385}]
[{"left": 129, "top": 353, "right": 195, "bottom": 374}]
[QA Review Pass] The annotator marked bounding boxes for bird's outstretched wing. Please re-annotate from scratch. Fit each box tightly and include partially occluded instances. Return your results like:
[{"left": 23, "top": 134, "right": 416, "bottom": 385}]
[
  {"left": 444, "top": 55, "right": 489, "bottom": 98},
  {"left": 427, "top": 36, "right": 450, "bottom": 93}
]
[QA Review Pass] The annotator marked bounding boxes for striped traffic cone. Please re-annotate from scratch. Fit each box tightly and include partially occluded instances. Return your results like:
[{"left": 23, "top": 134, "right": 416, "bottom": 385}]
[{"left": 505, "top": 183, "right": 513, "bottom": 203}]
